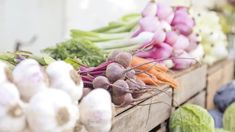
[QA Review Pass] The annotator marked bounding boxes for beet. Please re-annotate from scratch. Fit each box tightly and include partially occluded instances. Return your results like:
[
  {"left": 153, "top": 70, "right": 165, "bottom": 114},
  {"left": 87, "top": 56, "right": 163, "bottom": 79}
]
[
  {"left": 115, "top": 52, "right": 132, "bottom": 68},
  {"left": 92, "top": 76, "right": 110, "bottom": 89},
  {"left": 112, "top": 80, "right": 129, "bottom": 96},
  {"left": 106, "top": 63, "right": 125, "bottom": 82},
  {"left": 126, "top": 79, "right": 144, "bottom": 99},
  {"left": 126, "top": 69, "right": 136, "bottom": 79},
  {"left": 81, "top": 87, "right": 92, "bottom": 99},
  {"left": 108, "top": 50, "right": 122, "bottom": 61},
  {"left": 112, "top": 95, "right": 125, "bottom": 105}
]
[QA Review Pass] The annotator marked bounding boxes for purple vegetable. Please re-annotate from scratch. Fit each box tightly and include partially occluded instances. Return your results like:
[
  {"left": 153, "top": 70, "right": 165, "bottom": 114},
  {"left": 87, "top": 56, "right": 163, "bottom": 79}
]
[
  {"left": 137, "top": 43, "right": 173, "bottom": 59},
  {"left": 139, "top": 16, "right": 161, "bottom": 33},
  {"left": 142, "top": 1, "right": 157, "bottom": 17},
  {"left": 172, "top": 50, "right": 195, "bottom": 70}
]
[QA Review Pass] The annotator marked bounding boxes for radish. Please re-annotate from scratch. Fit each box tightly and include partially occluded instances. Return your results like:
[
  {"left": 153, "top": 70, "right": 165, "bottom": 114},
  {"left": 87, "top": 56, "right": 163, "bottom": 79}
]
[
  {"left": 157, "top": 3, "right": 173, "bottom": 21},
  {"left": 165, "top": 31, "right": 178, "bottom": 45},
  {"left": 137, "top": 43, "right": 173, "bottom": 59},
  {"left": 171, "top": 35, "right": 190, "bottom": 50},
  {"left": 142, "top": 0, "right": 157, "bottom": 17},
  {"left": 172, "top": 50, "right": 196, "bottom": 70},
  {"left": 139, "top": 16, "right": 160, "bottom": 33},
  {"left": 152, "top": 30, "right": 167, "bottom": 44},
  {"left": 79, "top": 89, "right": 112, "bottom": 132}
]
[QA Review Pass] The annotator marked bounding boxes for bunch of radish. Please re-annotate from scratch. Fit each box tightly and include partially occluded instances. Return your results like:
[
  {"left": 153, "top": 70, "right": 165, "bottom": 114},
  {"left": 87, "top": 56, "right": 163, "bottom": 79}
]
[
  {"left": 0, "top": 59, "right": 113, "bottom": 132},
  {"left": 134, "top": 1, "right": 204, "bottom": 70}
]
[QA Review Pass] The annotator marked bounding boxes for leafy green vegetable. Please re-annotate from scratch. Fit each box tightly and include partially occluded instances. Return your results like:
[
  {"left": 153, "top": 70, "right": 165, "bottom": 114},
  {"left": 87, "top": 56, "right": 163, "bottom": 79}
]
[
  {"left": 169, "top": 104, "right": 215, "bottom": 132},
  {"left": 43, "top": 39, "right": 106, "bottom": 67},
  {"left": 223, "top": 103, "right": 235, "bottom": 131}
]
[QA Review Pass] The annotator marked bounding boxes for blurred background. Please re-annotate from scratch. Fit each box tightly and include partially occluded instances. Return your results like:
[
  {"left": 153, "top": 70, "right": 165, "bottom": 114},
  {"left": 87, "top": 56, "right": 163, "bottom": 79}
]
[{"left": 0, "top": 0, "right": 224, "bottom": 53}]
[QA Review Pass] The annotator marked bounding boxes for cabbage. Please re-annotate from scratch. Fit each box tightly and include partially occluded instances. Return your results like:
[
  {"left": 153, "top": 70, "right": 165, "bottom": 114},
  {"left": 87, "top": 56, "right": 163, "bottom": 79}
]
[
  {"left": 169, "top": 104, "right": 215, "bottom": 132},
  {"left": 223, "top": 103, "right": 235, "bottom": 131},
  {"left": 215, "top": 128, "right": 229, "bottom": 132},
  {"left": 214, "top": 81, "right": 235, "bottom": 112}
]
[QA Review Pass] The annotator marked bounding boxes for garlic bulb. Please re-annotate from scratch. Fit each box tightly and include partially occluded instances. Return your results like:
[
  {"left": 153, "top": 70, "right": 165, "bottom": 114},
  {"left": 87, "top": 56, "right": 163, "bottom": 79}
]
[
  {"left": 13, "top": 59, "right": 49, "bottom": 101},
  {"left": 26, "top": 89, "right": 79, "bottom": 132},
  {"left": 47, "top": 61, "right": 83, "bottom": 103},
  {"left": 0, "top": 61, "right": 13, "bottom": 84},
  {"left": 0, "top": 82, "right": 26, "bottom": 132},
  {"left": 80, "top": 89, "right": 112, "bottom": 132}
]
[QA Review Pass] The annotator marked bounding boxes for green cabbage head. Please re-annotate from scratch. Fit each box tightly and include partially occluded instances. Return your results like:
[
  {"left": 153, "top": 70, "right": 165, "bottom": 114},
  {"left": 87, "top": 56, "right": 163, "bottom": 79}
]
[
  {"left": 169, "top": 104, "right": 215, "bottom": 132},
  {"left": 223, "top": 103, "right": 235, "bottom": 131}
]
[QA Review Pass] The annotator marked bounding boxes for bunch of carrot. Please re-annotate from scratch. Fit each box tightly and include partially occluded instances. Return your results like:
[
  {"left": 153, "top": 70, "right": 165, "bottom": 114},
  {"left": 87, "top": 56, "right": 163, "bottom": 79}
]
[{"left": 131, "top": 56, "right": 178, "bottom": 88}]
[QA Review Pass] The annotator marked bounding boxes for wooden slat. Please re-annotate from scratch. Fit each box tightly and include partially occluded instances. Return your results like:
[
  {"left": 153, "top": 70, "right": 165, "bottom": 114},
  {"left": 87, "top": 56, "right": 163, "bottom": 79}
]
[
  {"left": 187, "top": 91, "right": 206, "bottom": 108},
  {"left": 145, "top": 88, "right": 172, "bottom": 131},
  {"left": 222, "top": 60, "right": 234, "bottom": 85},
  {"left": 111, "top": 98, "right": 151, "bottom": 132},
  {"left": 173, "top": 64, "right": 207, "bottom": 106},
  {"left": 206, "top": 59, "right": 234, "bottom": 109},
  {"left": 111, "top": 87, "right": 171, "bottom": 132}
]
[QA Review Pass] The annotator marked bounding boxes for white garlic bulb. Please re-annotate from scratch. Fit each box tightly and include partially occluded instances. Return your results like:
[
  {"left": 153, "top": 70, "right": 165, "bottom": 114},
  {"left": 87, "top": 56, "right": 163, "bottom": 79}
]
[
  {"left": 13, "top": 59, "right": 49, "bottom": 101},
  {"left": 80, "top": 89, "right": 112, "bottom": 132},
  {"left": 47, "top": 61, "right": 83, "bottom": 103},
  {"left": 0, "top": 61, "right": 13, "bottom": 84},
  {"left": 0, "top": 82, "right": 26, "bottom": 132},
  {"left": 26, "top": 89, "right": 79, "bottom": 132}
]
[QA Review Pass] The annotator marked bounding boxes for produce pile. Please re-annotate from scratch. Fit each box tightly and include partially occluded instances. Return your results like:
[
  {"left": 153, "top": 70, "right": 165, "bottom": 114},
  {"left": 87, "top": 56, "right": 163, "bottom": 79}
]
[
  {"left": 190, "top": 9, "right": 229, "bottom": 65},
  {"left": 208, "top": 81, "right": 235, "bottom": 132},
  {"left": 45, "top": 1, "right": 205, "bottom": 70},
  {"left": 0, "top": 59, "right": 113, "bottom": 132}
]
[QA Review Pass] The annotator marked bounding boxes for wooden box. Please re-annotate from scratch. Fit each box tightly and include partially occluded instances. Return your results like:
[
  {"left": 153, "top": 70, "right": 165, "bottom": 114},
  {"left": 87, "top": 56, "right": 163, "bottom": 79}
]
[
  {"left": 172, "top": 64, "right": 207, "bottom": 107},
  {"left": 206, "top": 59, "right": 234, "bottom": 109},
  {"left": 111, "top": 87, "right": 172, "bottom": 132}
]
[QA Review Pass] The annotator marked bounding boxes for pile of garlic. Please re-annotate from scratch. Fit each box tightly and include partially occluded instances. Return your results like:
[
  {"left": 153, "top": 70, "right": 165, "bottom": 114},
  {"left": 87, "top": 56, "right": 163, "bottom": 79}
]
[{"left": 0, "top": 59, "right": 112, "bottom": 132}]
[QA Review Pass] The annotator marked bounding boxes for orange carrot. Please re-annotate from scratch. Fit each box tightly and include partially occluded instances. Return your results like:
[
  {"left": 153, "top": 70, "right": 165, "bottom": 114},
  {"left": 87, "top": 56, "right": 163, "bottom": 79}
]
[
  {"left": 131, "top": 56, "right": 178, "bottom": 88},
  {"left": 131, "top": 56, "right": 168, "bottom": 72}
]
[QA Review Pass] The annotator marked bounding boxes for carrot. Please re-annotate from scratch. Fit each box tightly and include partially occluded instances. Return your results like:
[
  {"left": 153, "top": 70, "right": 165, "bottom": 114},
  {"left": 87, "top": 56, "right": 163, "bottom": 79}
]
[
  {"left": 131, "top": 56, "right": 168, "bottom": 72},
  {"left": 131, "top": 56, "right": 178, "bottom": 88},
  {"left": 136, "top": 73, "right": 161, "bottom": 86}
]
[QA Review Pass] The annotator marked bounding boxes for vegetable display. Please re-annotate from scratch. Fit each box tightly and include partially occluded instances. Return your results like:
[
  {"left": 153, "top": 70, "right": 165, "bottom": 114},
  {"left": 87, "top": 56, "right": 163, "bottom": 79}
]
[
  {"left": 169, "top": 104, "right": 215, "bottom": 132},
  {"left": 79, "top": 50, "right": 177, "bottom": 106}
]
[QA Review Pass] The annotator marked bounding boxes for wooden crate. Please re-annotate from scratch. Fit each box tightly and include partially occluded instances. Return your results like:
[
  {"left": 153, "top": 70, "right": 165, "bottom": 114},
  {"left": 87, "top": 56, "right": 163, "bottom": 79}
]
[
  {"left": 172, "top": 64, "right": 207, "bottom": 107},
  {"left": 187, "top": 90, "right": 206, "bottom": 107},
  {"left": 111, "top": 87, "right": 172, "bottom": 132},
  {"left": 206, "top": 59, "right": 234, "bottom": 109}
]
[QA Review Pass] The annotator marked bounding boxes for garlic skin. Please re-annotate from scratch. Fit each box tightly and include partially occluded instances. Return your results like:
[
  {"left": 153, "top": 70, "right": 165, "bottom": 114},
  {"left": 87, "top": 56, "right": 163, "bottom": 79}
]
[
  {"left": 0, "top": 61, "right": 12, "bottom": 84},
  {"left": 13, "top": 59, "right": 48, "bottom": 101},
  {"left": 26, "top": 89, "right": 79, "bottom": 132},
  {"left": 47, "top": 61, "right": 83, "bottom": 103},
  {"left": 0, "top": 82, "right": 26, "bottom": 132},
  {"left": 80, "top": 89, "right": 112, "bottom": 132}
]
